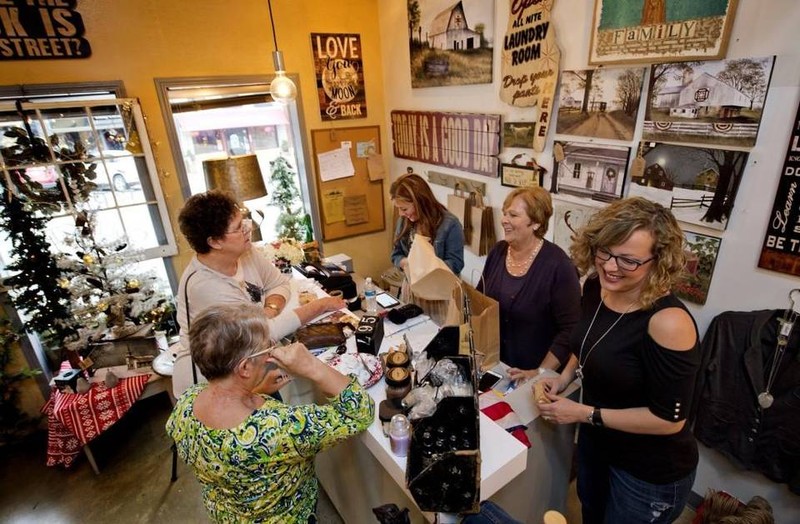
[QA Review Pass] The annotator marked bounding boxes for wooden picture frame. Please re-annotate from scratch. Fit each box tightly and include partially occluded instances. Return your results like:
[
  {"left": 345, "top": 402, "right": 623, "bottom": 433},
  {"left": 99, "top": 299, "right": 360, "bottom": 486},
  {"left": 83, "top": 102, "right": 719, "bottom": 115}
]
[
  {"left": 500, "top": 163, "right": 542, "bottom": 189},
  {"left": 588, "top": 0, "right": 738, "bottom": 66}
]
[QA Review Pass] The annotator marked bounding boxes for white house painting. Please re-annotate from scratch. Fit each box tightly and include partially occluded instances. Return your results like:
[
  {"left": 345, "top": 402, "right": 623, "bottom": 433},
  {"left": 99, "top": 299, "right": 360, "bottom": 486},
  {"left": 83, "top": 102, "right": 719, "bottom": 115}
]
[
  {"left": 644, "top": 56, "right": 775, "bottom": 147},
  {"left": 555, "top": 142, "right": 630, "bottom": 202}
]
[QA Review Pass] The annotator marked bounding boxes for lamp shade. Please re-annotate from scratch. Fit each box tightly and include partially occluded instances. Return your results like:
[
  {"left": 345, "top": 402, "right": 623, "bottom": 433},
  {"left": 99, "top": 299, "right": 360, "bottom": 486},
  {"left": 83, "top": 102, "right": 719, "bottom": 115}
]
[{"left": 203, "top": 154, "right": 267, "bottom": 201}]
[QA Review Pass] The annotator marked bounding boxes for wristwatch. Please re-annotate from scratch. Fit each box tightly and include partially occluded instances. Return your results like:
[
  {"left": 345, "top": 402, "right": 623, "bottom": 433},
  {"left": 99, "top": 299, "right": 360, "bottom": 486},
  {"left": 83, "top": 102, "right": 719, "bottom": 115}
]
[{"left": 588, "top": 407, "right": 604, "bottom": 427}]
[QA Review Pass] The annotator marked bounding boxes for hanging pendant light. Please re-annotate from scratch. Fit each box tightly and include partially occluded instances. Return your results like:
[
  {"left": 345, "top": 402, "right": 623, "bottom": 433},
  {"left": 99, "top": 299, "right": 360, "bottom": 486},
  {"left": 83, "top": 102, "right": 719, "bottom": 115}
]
[{"left": 268, "top": 0, "right": 297, "bottom": 103}]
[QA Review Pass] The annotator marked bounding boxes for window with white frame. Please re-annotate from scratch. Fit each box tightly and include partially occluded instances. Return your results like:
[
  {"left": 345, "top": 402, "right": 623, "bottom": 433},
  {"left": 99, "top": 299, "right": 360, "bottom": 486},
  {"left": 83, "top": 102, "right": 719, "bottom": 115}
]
[{"left": 0, "top": 98, "right": 177, "bottom": 272}]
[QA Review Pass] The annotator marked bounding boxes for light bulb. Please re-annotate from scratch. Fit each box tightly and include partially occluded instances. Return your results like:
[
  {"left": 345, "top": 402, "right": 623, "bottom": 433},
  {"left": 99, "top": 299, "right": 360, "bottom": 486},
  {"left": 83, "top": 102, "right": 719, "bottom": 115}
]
[{"left": 270, "top": 71, "right": 297, "bottom": 103}]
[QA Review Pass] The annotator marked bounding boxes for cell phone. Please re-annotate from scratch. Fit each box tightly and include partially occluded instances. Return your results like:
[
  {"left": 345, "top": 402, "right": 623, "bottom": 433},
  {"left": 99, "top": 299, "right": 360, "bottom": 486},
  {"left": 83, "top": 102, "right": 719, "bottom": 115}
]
[
  {"left": 376, "top": 292, "right": 400, "bottom": 309},
  {"left": 478, "top": 370, "right": 503, "bottom": 392}
]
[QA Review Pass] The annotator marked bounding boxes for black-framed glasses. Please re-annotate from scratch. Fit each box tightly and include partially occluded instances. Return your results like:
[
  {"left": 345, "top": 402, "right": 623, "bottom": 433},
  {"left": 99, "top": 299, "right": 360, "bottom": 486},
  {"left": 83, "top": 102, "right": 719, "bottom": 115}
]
[
  {"left": 594, "top": 247, "right": 655, "bottom": 272},
  {"left": 225, "top": 218, "right": 253, "bottom": 236}
]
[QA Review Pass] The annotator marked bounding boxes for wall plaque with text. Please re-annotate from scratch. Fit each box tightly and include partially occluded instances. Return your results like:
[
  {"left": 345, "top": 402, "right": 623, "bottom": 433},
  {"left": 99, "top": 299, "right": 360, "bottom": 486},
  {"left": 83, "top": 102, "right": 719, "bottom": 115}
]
[{"left": 0, "top": 0, "right": 91, "bottom": 60}]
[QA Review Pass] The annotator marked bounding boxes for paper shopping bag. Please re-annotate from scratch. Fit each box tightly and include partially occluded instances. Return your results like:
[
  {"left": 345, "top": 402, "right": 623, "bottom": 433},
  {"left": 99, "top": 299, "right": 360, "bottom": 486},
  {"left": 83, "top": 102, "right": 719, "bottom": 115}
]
[
  {"left": 447, "top": 184, "right": 472, "bottom": 243},
  {"left": 407, "top": 234, "right": 459, "bottom": 301},
  {"left": 445, "top": 281, "right": 500, "bottom": 370},
  {"left": 469, "top": 193, "right": 496, "bottom": 256}
]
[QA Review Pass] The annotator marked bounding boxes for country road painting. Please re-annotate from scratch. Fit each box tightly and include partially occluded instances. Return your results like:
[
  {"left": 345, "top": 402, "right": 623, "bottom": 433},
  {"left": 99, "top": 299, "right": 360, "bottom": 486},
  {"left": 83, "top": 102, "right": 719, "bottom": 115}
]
[{"left": 556, "top": 67, "right": 645, "bottom": 141}]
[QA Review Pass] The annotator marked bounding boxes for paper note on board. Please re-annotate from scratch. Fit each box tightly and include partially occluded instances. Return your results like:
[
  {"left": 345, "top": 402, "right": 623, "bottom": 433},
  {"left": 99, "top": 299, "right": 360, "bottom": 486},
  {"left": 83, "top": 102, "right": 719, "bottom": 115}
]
[
  {"left": 367, "top": 152, "right": 385, "bottom": 181},
  {"left": 344, "top": 194, "right": 369, "bottom": 225},
  {"left": 318, "top": 148, "right": 355, "bottom": 182},
  {"left": 322, "top": 189, "right": 345, "bottom": 224}
]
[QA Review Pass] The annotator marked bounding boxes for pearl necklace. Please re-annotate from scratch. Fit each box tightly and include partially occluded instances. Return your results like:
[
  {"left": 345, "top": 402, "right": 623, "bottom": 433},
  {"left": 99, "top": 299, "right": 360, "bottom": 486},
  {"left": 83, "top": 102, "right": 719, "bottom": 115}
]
[
  {"left": 505, "top": 238, "right": 543, "bottom": 276},
  {"left": 575, "top": 295, "right": 637, "bottom": 381}
]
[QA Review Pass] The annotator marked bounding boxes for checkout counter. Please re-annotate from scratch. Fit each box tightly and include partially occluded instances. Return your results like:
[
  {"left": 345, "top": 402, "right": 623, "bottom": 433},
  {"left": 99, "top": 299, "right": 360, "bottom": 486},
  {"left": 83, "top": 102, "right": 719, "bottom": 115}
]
[{"left": 281, "top": 277, "right": 579, "bottom": 523}]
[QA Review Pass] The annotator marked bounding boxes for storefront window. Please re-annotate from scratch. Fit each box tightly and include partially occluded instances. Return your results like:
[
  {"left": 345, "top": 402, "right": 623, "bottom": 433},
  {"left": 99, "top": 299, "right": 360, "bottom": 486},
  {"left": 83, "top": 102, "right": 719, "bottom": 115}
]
[{"left": 156, "top": 77, "right": 316, "bottom": 243}]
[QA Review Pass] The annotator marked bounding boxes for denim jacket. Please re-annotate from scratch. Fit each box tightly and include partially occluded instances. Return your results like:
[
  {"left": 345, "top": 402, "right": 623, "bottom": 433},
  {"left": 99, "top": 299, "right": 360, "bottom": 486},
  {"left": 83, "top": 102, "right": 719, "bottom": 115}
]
[{"left": 390, "top": 211, "right": 464, "bottom": 275}]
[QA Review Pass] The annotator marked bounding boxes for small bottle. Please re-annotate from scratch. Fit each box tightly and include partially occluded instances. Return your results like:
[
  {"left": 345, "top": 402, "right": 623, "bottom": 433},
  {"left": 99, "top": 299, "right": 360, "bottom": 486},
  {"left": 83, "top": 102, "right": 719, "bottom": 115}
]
[
  {"left": 364, "top": 277, "right": 377, "bottom": 314},
  {"left": 389, "top": 413, "right": 411, "bottom": 457}
]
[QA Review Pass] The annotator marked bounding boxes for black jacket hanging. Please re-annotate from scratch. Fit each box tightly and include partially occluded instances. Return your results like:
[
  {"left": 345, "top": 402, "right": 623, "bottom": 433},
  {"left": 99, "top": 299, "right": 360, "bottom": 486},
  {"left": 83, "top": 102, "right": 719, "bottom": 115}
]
[{"left": 693, "top": 309, "right": 800, "bottom": 494}]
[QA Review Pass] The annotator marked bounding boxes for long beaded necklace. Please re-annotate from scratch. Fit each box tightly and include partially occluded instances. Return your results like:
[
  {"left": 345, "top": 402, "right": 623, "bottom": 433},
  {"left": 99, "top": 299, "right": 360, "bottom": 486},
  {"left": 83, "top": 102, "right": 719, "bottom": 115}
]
[
  {"left": 505, "top": 238, "right": 543, "bottom": 277},
  {"left": 757, "top": 308, "right": 798, "bottom": 409},
  {"left": 575, "top": 295, "right": 637, "bottom": 381}
]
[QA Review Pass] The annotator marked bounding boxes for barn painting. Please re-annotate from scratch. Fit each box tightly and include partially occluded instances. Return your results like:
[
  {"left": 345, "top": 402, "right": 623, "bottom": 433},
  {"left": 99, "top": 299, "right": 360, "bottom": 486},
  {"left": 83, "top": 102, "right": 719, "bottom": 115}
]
[
  {"left": 644, "top": 56, "right": 775, "bottom": 147},
  {"left": 408, "top": 0, "right": 494, "bottom": 88}
]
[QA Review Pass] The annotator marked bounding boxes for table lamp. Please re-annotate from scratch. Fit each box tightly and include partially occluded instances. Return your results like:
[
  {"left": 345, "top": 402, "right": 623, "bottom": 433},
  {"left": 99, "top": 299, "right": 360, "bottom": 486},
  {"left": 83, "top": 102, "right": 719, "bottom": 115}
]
[{"left": 203, "top": 154, "right": 268, "bottom": 242}]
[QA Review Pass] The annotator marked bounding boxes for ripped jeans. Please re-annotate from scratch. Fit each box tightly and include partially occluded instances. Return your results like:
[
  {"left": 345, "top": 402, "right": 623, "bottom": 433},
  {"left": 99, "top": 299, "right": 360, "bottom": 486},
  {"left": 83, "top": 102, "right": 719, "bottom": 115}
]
[{"left": 577, "top": 437, "right": 696, "bottom": 524}]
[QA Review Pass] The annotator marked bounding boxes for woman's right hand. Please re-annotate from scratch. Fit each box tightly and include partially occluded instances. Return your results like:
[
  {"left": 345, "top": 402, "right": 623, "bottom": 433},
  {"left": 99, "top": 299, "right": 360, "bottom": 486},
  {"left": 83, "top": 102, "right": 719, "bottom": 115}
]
[
  {"left": 507, "top": 367, "right": 536, "bottom": 383},
  {"left": 268, "top": 342, "right": 350, "bottom": 397},
  {"left": 538, "top": 376, "right": 566, "bottom": 395},
  {"left": 267, "top": 342, "right": 320, "bottom": 379}
]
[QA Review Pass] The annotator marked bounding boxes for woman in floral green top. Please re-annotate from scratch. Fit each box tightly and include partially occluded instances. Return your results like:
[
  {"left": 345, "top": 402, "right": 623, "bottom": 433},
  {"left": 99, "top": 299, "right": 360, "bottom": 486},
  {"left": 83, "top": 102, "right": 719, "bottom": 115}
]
[{"left": 166, "top": 303, "right": 374, "bottom": 523}]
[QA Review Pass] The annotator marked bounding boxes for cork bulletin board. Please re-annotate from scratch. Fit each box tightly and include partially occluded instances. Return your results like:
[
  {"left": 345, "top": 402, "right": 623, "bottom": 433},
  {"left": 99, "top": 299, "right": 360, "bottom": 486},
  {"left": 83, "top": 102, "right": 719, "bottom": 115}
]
[{"left": 311, "top": 125, "right": 385, "bottom": 241}]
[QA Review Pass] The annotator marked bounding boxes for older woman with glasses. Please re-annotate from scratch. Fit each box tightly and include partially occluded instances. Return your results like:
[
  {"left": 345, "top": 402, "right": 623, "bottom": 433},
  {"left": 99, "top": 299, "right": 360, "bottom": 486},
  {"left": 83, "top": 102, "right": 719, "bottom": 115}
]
[
  {"left": 537, "top": 197, "right": 701, "bottom": 524},
  {"left": 174, "top": 190, "right": 344, "bottom": 395},
  {"left": 167, "top": 303, "right": 374, "bottom": 523}
]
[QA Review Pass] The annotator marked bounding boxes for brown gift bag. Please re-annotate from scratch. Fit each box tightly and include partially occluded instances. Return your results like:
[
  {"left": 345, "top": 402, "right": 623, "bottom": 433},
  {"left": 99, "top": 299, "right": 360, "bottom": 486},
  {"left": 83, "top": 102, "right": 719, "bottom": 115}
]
[
  {"left": 447, "top": 184, "right": 472, "bottom": 243},
  {"left": 469, "top": 193, "right": 496, "bottom": 256},
  {"left": 445, "top": 281, "right": 500, "bottom": 371},
  {"left": 402, "top": 234, "right": 459, "bottom": 325}
]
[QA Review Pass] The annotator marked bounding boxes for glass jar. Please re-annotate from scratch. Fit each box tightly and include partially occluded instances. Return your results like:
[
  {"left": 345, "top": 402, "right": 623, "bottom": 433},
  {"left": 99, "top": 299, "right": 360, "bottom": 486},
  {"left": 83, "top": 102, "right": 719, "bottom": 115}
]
[{"left": 385, "top": 366, "right": 412, "bottom": 405}]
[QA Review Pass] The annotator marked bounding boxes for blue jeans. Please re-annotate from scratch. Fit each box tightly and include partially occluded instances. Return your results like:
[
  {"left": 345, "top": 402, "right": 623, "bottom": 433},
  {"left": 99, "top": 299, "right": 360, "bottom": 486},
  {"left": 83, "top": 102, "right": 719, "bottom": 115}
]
[
  {"left": 577, "top": 435, "right": 696, "bottom": 523},
  {"left": 461, "top": 501, "right": 522, "bottom": 524}
]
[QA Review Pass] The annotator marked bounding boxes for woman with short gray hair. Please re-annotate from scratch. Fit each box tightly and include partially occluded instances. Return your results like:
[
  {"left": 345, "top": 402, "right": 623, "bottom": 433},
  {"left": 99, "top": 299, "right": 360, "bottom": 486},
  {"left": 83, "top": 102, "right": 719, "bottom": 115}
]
[{"left": 167, "top": 303, "right": 374, "bottom": 523}]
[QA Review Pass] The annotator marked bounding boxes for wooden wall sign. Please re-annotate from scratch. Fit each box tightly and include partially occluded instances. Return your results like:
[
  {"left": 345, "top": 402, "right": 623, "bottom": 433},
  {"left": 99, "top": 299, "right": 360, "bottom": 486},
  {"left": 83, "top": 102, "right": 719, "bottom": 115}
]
[
  {"left": 758, "top": 101, "right": 800, "bottom": 276},
  {"left": 0, "top": 0, "right": 91, "bottom": 60},
  {"left": 499, "top": 0, "right": 560, "bottom": 152},
  {"left": 389, "top": 110, "right": 501, "bottom": 177},
  {"left": 310, "top": 33, "right": 367, "bottom": 121}
]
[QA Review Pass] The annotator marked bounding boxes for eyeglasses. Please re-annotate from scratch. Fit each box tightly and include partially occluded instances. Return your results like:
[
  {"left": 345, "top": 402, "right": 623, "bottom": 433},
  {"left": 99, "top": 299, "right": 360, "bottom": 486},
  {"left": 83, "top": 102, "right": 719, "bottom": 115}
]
[
  {"left": 242, "top": 344, "right": 277, "bottom": 361},
  {"left": 594, "top": 247, "right": 655, "bottom": 272},
  {"left": 239, "top": 344, "right": 279, "bottom": 371},
  {"left": 225, "top": 218, "right": 253, "bottom": 236}
]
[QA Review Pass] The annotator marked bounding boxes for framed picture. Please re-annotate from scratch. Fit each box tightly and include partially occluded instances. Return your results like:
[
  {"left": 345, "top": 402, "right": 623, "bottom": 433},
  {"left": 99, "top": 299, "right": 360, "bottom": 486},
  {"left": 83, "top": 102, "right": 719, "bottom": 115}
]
[
  {"left": 556, "top": 67, "right": 645, "bottom": 142},
  {"left": 500, "top": 163, "right": 543, "bottom": 189},
  {"left": 503, "top": 122, "right": 535, "bottom": 149},
  {"left": 588, "top": 0, "right": 739, "bottom": 66},
  {"left": 310, "top": 33, "right": 367, "bottom": 121},
  {"left": 408, "top": 0, "right": 494, "bottom": 88},
  {"left": 674, "top": 230, "right": 721, "bottom": 305},
  {"left": 643, "top": 56, "right": 775, "bottom": 148},
  {"left": 628, "top": 142, "right": 749, "bottom": 231},
  {"left": 552, "top": 200, "right": 602, "bottom": 254},
  {"left": 554, "top": 141, "right": 630, "bottom": 202}
]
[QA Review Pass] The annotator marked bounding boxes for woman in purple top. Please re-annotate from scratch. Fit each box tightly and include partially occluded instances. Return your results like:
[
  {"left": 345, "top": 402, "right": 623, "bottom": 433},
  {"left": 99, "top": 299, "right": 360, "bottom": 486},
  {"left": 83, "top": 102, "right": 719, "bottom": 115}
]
[{"left": 479, "top": 187, "right": 581, "bottom": 377}]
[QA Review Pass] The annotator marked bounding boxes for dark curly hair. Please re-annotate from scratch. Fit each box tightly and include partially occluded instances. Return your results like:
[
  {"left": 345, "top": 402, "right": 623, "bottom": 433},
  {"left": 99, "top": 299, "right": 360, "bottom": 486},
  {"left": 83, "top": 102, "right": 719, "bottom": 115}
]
[{"left": 178, "top": 190, "right": 240, "bottom": 254}]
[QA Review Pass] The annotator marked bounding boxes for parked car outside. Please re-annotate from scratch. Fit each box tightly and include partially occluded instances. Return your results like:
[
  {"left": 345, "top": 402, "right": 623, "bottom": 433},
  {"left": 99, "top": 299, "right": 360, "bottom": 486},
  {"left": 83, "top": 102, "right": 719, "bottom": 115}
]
[
  {"left": 100, "top": 150, "right": 142, "bottom": 192},
  {"left": 24, "top": 165, "right": 59, "bottom": 189}
]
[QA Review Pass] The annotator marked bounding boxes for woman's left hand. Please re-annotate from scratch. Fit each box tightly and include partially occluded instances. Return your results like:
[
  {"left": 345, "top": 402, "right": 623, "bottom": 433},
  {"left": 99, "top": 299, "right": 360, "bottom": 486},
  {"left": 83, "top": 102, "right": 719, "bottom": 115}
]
[{"left": 537, "top": 390, "right": 588, "bottom": 425}]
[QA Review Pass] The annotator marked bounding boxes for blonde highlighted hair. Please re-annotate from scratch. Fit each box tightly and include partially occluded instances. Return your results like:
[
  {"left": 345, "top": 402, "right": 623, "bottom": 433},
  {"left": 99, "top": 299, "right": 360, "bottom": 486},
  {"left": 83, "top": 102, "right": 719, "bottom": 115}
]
[
  {"left": 570, "top": 197, "right": 686, "bottom": 309},
  {"left": 390, "top": 173, "right": 446, "bottom": 241}
]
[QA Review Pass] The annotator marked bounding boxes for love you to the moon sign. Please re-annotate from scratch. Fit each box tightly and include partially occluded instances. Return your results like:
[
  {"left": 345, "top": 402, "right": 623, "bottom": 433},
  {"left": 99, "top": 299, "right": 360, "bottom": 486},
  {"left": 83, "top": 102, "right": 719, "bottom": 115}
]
[{"left": 311, "top": 33, "right": 367, "bottom": 121}]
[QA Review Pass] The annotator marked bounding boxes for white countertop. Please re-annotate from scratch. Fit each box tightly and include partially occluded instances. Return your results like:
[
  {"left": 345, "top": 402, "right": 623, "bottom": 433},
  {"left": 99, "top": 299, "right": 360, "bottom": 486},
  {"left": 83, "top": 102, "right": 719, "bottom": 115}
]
[{"left": 285, "top": 275, "right": 529, "bottom": 507}]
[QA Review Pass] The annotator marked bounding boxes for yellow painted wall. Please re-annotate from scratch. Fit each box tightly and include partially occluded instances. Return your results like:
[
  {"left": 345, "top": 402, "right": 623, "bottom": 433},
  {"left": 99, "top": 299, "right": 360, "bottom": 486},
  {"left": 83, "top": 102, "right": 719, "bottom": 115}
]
[
  {"left": 0, "top": 0, "right": 392, "bottom": 414},
  {"left": 0, "top": 0, "right": 391, "bottom": 277}
]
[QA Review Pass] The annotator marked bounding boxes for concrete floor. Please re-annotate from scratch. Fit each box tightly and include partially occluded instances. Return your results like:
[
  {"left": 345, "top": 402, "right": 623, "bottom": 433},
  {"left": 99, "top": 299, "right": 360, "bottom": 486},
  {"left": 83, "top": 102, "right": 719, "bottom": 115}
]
[
  {"left": 0, "top": 391, "right": 696, "bottom": 523},
  {"left": 0, "top": 392, "right": 343, "bottom": 524}
]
